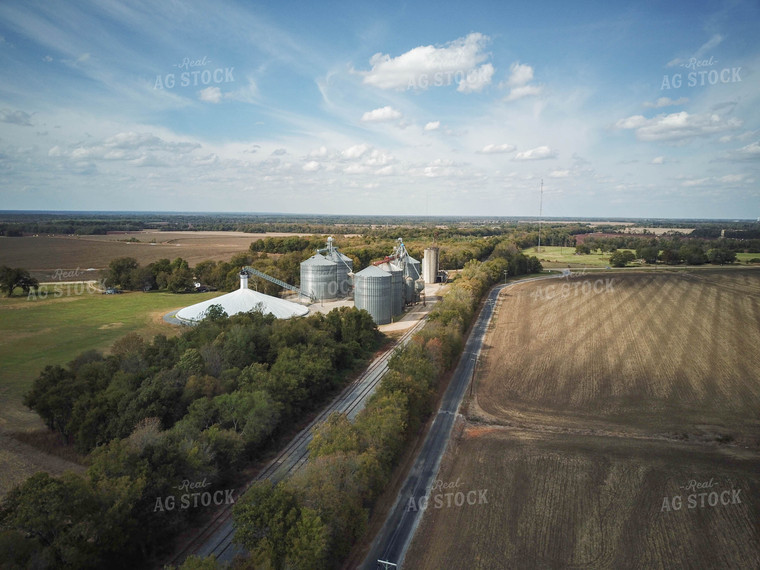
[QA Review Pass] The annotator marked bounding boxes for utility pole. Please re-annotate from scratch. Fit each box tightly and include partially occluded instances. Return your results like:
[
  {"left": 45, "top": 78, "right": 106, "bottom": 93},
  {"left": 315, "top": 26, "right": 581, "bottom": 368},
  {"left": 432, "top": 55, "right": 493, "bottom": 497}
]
[{"left": 538, "top": 179, "right": 543, "bottom": 253}]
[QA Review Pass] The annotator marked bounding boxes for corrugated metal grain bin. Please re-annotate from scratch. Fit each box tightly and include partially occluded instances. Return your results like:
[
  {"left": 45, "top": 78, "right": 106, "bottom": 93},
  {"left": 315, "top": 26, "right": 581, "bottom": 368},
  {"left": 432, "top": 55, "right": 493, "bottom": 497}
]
[
  {"left": 300, "top": 254, "right": 338, "bottom": 301},
  {"left": 354, "top": 265, "right": 392, "bottom": 325},
  {"left": 326, "top": 250, "right": 354, "bottom": 298},
  {"left": 377, "top": 261, "right": 404, "bottom": 315}
]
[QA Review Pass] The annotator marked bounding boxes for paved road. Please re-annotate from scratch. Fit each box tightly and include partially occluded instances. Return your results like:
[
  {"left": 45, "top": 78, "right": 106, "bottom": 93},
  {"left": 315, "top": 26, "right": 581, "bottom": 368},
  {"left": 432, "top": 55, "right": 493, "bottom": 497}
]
[{"left": 360, "top": 275, "right": 558, "bottom": 569}]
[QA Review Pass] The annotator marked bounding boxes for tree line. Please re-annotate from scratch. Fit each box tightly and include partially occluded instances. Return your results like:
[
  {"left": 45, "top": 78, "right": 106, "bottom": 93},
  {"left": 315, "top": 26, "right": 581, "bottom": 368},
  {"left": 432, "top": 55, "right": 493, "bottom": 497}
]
[{"left": 0, "top": 306, "right": 380, "bottom": 568}]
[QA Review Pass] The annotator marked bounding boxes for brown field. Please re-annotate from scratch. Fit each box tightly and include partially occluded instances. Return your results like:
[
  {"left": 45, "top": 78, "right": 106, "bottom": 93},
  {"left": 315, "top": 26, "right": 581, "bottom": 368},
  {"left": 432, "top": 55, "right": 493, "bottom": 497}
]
[
  {"left": 0, "top": 230, "right": 311, "bottom": 281},
  {"left": 405, "top": 270, "right": 760, "bottom": 568}
]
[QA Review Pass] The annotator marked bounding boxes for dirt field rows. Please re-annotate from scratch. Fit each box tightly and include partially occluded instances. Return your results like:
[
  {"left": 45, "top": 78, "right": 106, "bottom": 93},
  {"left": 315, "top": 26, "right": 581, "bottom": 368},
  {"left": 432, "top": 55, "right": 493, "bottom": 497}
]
[
  {"left": 474, "top": 271, "right": 760, "bottom": 446},
  {"left": 0, "top": 231, "right": 308, "bottom": 280},
  {"left": 405, "top": 270, "right": 760, "bottom": 569}
]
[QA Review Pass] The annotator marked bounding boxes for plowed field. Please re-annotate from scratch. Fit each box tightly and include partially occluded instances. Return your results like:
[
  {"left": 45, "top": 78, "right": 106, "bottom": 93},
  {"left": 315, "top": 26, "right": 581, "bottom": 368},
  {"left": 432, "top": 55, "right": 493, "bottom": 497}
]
[{"left": 405, "top": 270, "right": 760, "bottom": 569}]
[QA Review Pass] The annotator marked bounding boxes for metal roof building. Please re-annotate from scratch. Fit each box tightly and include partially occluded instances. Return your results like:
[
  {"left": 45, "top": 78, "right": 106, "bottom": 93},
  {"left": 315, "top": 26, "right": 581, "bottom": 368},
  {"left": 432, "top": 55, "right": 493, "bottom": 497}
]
[{"left": 175, "top": 273, "right": 308, "bottom": 323}]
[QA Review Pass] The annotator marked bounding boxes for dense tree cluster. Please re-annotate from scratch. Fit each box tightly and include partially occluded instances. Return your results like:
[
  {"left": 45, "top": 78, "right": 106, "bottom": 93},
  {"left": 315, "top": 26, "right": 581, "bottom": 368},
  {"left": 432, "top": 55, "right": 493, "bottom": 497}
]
[{"left": 2, "top": 307, "right": 379, "bottom": 568}]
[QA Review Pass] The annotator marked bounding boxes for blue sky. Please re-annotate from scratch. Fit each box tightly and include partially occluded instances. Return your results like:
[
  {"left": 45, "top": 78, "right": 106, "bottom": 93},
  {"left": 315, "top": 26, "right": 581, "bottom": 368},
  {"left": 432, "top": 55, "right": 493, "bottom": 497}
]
[{"left": 0, "top": 0, "right": 758, "bottom": 218}]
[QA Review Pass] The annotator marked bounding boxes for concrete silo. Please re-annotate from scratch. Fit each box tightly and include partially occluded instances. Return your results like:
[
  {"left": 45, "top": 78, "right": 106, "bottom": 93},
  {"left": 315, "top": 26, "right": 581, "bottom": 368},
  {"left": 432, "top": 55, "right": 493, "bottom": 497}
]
[
  {"left": 354, "top": 265, "right": 392, "bottom": 325},
  {"left": 422, "top": 247, "right": 439, "bottom": 284},
  {"left": 300, "top": 254, "right": 338, "bottom": 301}
]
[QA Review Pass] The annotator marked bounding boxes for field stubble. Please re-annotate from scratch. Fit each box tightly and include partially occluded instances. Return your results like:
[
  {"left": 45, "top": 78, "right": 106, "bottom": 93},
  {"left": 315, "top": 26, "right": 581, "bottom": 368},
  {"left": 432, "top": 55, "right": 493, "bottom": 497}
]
[{"left": 405, "top": 270, "right": 760, "bottom": 569}]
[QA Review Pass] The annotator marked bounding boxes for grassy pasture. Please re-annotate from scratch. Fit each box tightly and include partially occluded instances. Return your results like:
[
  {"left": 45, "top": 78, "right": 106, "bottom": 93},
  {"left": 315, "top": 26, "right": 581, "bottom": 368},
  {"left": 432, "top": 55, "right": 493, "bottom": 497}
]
[{"left": 0, "top": 289, "right": 221, "bottom": 431}]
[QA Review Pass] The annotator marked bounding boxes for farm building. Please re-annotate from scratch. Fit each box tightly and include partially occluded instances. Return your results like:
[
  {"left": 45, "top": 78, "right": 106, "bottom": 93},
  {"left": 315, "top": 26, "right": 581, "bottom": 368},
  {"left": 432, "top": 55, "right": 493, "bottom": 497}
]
[{"left": 175, "top": 272, "right": 309, "bottom": 323}]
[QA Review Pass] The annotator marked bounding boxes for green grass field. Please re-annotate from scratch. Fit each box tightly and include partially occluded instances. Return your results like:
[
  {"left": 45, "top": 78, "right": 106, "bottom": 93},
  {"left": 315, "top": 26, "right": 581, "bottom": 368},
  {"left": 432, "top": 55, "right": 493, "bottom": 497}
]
[
  {"left": 526, "top": 247, "right": 760, "bottom": 269},
  {"left": 523, "top": 245, "right": 633, "bottom": 268},
  {"left": 0, "top": 289, "right": 221, "bottom": 431}
]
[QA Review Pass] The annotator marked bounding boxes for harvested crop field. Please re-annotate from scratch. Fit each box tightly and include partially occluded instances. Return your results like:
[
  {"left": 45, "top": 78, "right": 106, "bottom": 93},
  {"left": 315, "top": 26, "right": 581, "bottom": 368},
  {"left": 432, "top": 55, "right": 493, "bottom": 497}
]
[
  {"left": 405, "top": 269, "right": 760, "bottom": 568},
  {"left": 475, "top": 270, "right": 760, "bottom": 446},
  {"left": 0, "top": 231, "right": 311, "bottom": 281},
  {"left": 405, "top": 427, "right": 760, "bottom": 569}
]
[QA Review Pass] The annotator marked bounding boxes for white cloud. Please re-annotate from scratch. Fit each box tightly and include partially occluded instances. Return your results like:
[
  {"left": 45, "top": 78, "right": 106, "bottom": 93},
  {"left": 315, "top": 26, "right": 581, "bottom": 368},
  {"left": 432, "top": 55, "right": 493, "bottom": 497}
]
[
  {"left": 514, "top": 146, "right": 556, "bottom": 160},
  {"left": 651, "top": 156, "right": 665, "bottom": 164},
  {"left": 309, "top": 146, "right": 328, "bottom": 158},
  {"left": 615, "top": 112, "right": 741, "bottom": 142},
  {"left": 503, "top": 62, "right": 542, "bottom": 101},
  {"left": 478, "top": 143, "right": 515, "bottom": 154},
  {"left": 549, "top": 170, "right": 571, "bottom": 178},
  {"left": 726, "top": 141, "right": 760, "bottom": 161},
  {"left": 505, "top": 84, "right": 543, "bottom": 102},
  {"left": 342, "top": 143, "right": 371, "bottom": 159},
  {"left": 198, "top": 87, "right": 222, "bottom": 103},
  {"left": 0, "top": 109, "right": 33, "bottom": 126},
  {"left": 424, "top": 121, "right": 440, "bottom": 131},
  {"left": 360, "top": 32, "right": 493, "bottom": 92},
  {"left": 643, "top": 97, "right": 689, "bottom": 109},
  {"left": 681, "top": 178, "right": 711, "bottom": 187},
  {"left": 507, "top": 62, "right": 534, "bottom": 87},
  {"left": 361, "top": 105, "right": 402, "bottom": 122},
  {"left": 303, "top": 161, "right": 321, "bottom": 172},
  {"left": 457, "top": 63, "right": 494, "bottom": 93}
]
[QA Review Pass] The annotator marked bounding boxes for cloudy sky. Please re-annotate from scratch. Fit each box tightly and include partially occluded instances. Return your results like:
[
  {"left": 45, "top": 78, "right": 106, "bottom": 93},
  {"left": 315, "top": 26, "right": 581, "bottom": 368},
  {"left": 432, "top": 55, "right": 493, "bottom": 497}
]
[{"left": 0, "top": 0, "right": 758, "bottom": 218}]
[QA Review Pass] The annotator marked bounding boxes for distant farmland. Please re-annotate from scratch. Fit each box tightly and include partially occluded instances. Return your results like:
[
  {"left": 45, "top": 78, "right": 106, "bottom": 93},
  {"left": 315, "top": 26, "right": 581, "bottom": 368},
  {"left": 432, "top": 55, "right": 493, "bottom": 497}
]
[
  {"left": 0, "top": 230, "right": 310, "bottom": 281},
  {"left": 405, "top": 270, "right": 760, "bottom": 569}
]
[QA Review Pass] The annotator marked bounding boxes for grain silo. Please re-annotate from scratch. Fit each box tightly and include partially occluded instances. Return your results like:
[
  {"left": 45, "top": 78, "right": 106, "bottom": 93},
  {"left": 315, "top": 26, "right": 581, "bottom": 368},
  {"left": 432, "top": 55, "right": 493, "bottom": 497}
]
[
  {"left": 376, "top": 260, "right": 404, "bottom": 315},
  {"left": 326, "top": 250, "right": 353, "bottom": 298},
  {"left": 300, "top": 254, "right": 338, "bottom": 301},
  {"left": 354, "top": 265, "right": 392, "bottom": 325},
  {"left": 422, "top": 247, "right": 439, "bottom": 284}
]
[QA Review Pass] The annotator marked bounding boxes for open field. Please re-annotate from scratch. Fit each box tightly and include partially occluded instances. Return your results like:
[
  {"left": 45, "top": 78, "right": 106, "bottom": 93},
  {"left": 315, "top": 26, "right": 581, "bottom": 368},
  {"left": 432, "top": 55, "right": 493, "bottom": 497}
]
[
  {"left": 524, "top": 245, "right": 629, "bottom": 269},
  {"left": 0, "top": 289, "right": 221, "bottom": 431},
  {"left": 405, "top": 427, "right": 760, "bottom": 569},
  {"left": 0, "top": 231, "right": 311, "bottom": 281},
  {"left": 0, "top": 289, "right": 223, "bottom": 497},
  {"left": 405, "top": 270, "right": 760, "bottom": 568}
]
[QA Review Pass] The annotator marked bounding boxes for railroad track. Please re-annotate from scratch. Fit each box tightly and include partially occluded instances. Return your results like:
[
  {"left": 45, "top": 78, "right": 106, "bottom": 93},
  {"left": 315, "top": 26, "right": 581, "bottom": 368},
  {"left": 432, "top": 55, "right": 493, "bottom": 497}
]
[{"left": 168, "top": 311, "right": 432, "bottom": 566}]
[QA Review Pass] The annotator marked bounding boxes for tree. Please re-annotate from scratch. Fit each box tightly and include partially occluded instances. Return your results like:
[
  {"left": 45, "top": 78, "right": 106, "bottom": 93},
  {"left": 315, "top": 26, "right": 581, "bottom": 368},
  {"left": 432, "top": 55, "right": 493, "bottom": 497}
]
[
  {"left": 609, "top": 250, "right": 636, "bottom": 267},
  {"left": 679, "top": 244, "right": 707, "bottom": 265},
  {"left": 575, "top": 244, "right": 591, "bottom": 255},
  {"left": 0, "top": 266, "right": 39, "bottom": 297},
  {"left": 106, "top": 257, "right": 139, "bottom": 289},
  {"left": 167, "top": 266, "right": 193, "bottom": 293},
  {"left": 707, "top": 248, "right": 736, "bottom": 265},
  {"left": 233, "top": 481, "right": 301, "bottom": 567},
  {"left": 636, "top": 246, "right": 659, "bottom": 264}
]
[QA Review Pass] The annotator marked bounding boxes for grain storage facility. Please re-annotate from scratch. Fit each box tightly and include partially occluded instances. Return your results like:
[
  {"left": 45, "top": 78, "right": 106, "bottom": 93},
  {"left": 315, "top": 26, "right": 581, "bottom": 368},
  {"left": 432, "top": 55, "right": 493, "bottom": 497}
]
[
  {"left": 353, "top": 265, "right": 392, "bottom": 325},
  {"left": 300, "top": 254, "right": 338, "bottom": 301}
]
